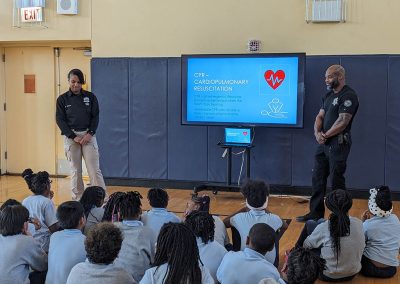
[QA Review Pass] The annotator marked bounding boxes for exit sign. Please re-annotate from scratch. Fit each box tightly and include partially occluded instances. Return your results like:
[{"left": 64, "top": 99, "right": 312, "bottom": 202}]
[{"left": 20, "top": 7, "right": 43, "bottom": 22}]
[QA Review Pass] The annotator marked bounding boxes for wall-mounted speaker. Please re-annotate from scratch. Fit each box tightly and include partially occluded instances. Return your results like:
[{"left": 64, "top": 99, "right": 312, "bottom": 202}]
[{"left": 57, "top": 0, "right": 78, "bottom": 15}]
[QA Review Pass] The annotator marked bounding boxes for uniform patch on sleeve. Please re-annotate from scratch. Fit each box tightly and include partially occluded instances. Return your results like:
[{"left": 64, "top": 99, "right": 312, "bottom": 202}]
[{"left": 344, "top": 100, "right": 352, "bottom": 107}]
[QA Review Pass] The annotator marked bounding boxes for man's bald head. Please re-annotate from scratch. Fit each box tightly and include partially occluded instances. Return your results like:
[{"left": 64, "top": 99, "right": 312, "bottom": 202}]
[
  {"left": 327, "top": 65, "right": 345, "bottom": 78},
  {"left": 325, "top": 65, "right": 346, "bottom": 91}
]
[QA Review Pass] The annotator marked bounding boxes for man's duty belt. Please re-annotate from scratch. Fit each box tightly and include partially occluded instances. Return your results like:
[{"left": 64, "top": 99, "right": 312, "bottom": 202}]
[{"left": 337, "top": 132, "right": 350, "bottom": 144}]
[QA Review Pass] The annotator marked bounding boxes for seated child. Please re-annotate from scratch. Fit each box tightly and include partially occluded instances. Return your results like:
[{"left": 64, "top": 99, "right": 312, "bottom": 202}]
[
  {"left": 46, "top": 201, "right": 87, "bottom": 284},
  {"left": 140, "top": 222, "right": 213, "bottom": 284},
  {"left": 282, "top": 247, "right": 325, "bottom": 284},
  {"left": 223, "top": 180, "right": 287, "bottom": 264},
  {"left": 216, "top": 223, "right": 285, "bottom": 284},
  {"left": 184, "top": 211, "right": 227, "bottom": 282},
  {"left": 301, "top": 189, "right": 365, "bottom": 282},
  {"left": 67, "top": 223, "right": 135, "bottom": 284},
  {"left": 79, "top": 186, "right": 106, "bottom": 235},
  {"left": 361, "top": 186, "right": 400, "bottom": 278},
  {"left": 22, "top": 169, "right": 59, "bottom": 252},
  {"left": 0, "top": 205, "right": 47, "bottom": 284},
  {"left": 184, "top": 194, "right": 230, "bottom": 248},
  {"left": 104, "top": 191, "right": 156, "bottom": 282},
  {"left": 141, "top": 188, "right": 180, "bottom": 238},
  {"left": 1, "top": 199, "right": 40, "bottom": 235}
]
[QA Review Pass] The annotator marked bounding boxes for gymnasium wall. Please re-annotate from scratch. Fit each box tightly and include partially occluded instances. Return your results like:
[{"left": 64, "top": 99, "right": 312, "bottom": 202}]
[
  {"left": 1, "top": 0, "right": 400, "bottom": 188},
  {"left": 0, "top": 0, "right": 91, "bottom": 42},
  {"left": 92, "top": 0, "right": 400, "bottom": 57},
  {"left": 92, "top": 55, "right": 400, "bottom": 191}
]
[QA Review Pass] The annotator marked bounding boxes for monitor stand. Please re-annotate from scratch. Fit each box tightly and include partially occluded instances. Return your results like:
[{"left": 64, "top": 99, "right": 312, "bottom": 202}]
[{"left": 194, "top": 143, "right": 253, "bottom": 195}]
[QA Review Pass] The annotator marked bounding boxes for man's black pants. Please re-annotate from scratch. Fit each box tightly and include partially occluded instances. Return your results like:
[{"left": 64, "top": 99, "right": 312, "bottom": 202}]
[{"left": 310, "top": 139, "right": 352, "bottom": 218}]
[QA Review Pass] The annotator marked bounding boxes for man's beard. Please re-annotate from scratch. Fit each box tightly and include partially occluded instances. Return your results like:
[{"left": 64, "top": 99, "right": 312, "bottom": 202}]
[{"left": 327, "top": 78, "right": 340, "bottom": 91}]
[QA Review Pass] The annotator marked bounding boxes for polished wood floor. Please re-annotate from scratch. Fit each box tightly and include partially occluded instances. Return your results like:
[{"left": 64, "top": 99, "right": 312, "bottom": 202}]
[{"left": 0, "top": 175, "right": 399, "bottom": 283}]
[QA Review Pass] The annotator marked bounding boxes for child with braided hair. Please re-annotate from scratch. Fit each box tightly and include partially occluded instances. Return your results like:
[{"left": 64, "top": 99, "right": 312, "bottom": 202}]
[
  {"left": 22, "top": 169, "right": 59, "bottom": 252},
  {"left": 102, "top": 191, "right": 126, "bottom": 222},
  {"left": 300, "top": 189, "right": 365, "bottom": 282},
  {"left": 184, "top": 211, "right": 227, "bottom": 282},
  {"left": 105, "top": 191, "right": 156, "bottom": 282},
  {"left": 184, "top": 194, "right": 230, "bottom": 248},
  {"left": 79, "top": 186, "right": 106, "bottom": 235},
  {"left": 361, "top": 185, "right": 400, "bottom": 278},
  {"left": 140, "top": 222, "right": 213, "bottom": 284}
]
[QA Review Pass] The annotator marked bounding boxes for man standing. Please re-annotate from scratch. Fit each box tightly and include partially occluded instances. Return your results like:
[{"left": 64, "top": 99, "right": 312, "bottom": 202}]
[
  {"left": 56, "top": 69, "right": 106, "bottom": 200},
  {"left": 297, "top": 65, "right": 359, "bottom": 222}
]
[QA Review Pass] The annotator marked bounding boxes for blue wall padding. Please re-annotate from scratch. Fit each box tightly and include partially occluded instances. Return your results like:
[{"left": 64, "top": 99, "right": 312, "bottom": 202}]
[
  {"left": 385, "top": 56, "right": 400, "bottom": 189},
  {"left": 167, "top": 58, "right": 208, "bottom": 181},
  {"left": 341, "top": 56, "right": 387, "bottom": 188},
  {"left": 91, "top": 58, "right": 129, "bottom": 178},
  {"left": 128, "top": 58, "right": 168, "bottom": 179},
  {"left": 291, "top": 56, "right": 340, "bottom": 186},
  {"left": 92, "top": 55, "right": 400, "bottom": 191},
  {"left": 247, "top": 128, "right": 292, "bottom": 185}
]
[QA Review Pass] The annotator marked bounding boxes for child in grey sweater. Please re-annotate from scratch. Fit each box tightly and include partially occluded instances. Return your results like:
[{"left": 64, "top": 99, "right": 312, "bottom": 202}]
[
  {"left": 104, "top": 191, "right": 156, "bottom": 282},
  {"left": 0, "top": 205, "right": 47, "bottom": 284},
  {"left": 302, "top": 189, "right": 365, "bottom": 282}
]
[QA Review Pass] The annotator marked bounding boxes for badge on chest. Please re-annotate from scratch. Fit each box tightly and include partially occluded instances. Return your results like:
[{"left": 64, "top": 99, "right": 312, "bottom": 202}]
[
  {"left": 83, "top": 97, "right": 90, "bottom": 106},
  {"left": 332, "top": 98, "right": 338, "bottom": 106}
]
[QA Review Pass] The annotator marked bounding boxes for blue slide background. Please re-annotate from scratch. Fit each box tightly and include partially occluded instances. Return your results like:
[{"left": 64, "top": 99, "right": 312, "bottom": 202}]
[
  {"left": 186, "top": 57, "right": 299, "bottom": 124},
  {"left": 225, "top": 128, "right": 251, "bottom": 144}
]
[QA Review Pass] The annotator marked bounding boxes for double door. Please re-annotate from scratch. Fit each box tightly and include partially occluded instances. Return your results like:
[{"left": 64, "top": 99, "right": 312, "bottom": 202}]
[{"left": 2, "top": 46, "right": 90, "bottom": 175}]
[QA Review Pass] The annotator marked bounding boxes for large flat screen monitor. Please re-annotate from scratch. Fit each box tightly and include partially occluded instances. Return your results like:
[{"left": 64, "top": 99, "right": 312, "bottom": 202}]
[{"left": 181, "top": 53, "right": 305, "bottom": 127}]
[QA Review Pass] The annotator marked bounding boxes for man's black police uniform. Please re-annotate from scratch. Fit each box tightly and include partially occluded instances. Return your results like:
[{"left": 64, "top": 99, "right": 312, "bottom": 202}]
[{"left": 310, "top": 85, "right": 359, "bottom": 218}]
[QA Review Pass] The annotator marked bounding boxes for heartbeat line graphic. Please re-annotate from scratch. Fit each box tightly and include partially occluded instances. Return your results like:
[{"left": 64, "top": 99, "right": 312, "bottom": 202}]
[
  {"left": 264, "top": 70, "right": 285, "bottom": 90},
  {"left": 267, "top": 75, "right": 283, "bottom": 85}
]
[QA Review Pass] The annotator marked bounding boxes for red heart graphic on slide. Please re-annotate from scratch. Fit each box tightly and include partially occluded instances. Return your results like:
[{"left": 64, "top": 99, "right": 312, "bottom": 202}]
[
  {"left": 243, "top": 131, "right": 248, "bottom": 136},
  {"left": 264, "top": 70, "right": 285, "bottom": 90}
]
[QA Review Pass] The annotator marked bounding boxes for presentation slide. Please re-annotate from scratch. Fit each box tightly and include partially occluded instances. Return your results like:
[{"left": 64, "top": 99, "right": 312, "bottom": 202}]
[
  {"left": 225, "top": 128, "right": 251, "bottom": 144},
  {"left": 183, "top": 55, "right": 303, "bottom": 126}
]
